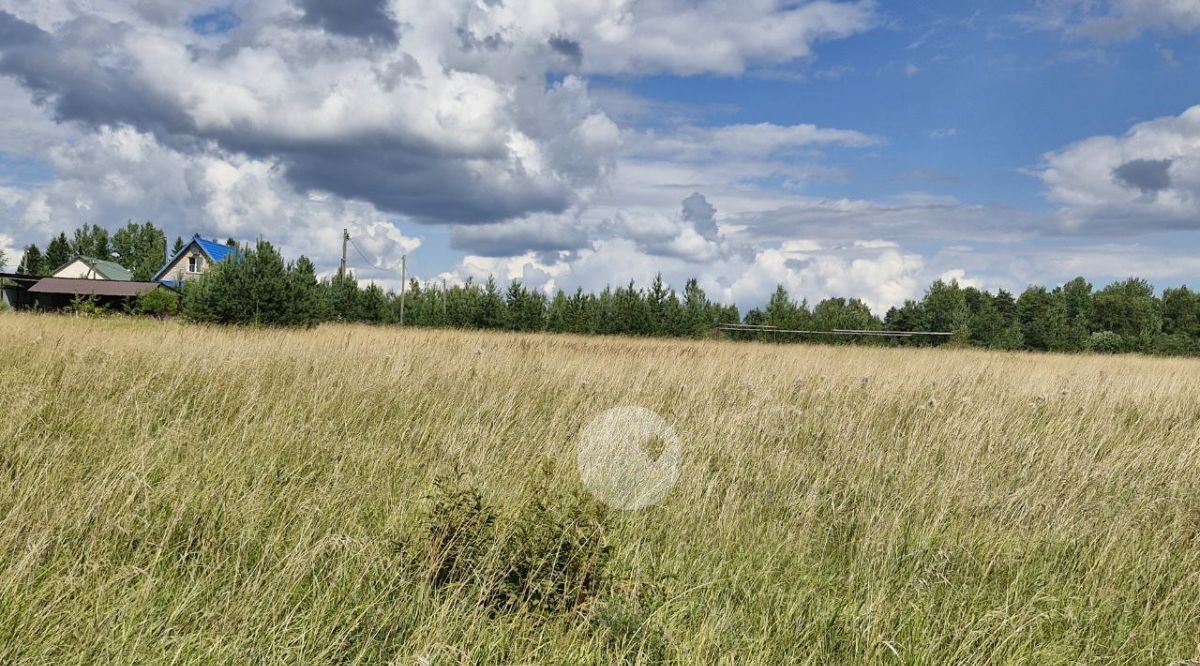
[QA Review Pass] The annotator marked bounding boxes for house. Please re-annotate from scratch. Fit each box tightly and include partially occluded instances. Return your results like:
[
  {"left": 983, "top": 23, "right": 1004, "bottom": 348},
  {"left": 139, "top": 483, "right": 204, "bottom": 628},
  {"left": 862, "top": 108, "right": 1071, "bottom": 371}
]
[
  {"left": 153, "top": 235, "right": 237, "bottom": 287},
  {"left": 5, "top": 276, "right": 176, "bottom": 311},
  {"left": 51, "top": 256, "right": 134, "bottom": 281},
  {"left": 0, "top": 272, "right": 41, "bottom": 310}
]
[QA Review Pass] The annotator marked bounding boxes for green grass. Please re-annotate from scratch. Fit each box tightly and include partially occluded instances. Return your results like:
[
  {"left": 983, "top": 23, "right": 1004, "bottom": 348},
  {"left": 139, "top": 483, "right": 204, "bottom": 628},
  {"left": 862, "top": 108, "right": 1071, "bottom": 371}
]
[{"left": 1, "top": 313, "right": 1199, "bottom": 663}]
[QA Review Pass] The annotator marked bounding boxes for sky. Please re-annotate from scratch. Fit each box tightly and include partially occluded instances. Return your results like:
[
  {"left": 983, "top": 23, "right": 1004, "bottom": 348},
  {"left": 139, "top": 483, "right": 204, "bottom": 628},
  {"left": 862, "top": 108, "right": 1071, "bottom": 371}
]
[{"left": 1, "top": 0, "right": 1199, "bottom": 312}]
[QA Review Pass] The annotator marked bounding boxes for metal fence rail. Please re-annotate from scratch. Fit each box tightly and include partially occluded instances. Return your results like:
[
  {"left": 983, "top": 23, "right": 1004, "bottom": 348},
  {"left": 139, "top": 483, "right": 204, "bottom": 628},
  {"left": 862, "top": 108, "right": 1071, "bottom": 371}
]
[{"left": 715, "top": 323, "right": 953, "bottom": 338}]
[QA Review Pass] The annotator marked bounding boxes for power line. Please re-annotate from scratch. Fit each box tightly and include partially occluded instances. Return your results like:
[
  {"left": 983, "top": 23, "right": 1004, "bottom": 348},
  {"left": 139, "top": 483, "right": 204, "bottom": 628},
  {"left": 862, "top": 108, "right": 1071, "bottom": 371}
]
[
  {"left": 347, "top": 236, "right": 406, "bottom": 278},
  {"left": 346, "top": 233, "right": 409, "bottom": 326}
]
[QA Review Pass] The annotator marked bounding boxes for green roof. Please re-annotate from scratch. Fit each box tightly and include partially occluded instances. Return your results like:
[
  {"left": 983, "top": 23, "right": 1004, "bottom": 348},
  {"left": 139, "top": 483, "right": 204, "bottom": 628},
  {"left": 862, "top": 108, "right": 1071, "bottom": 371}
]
[
  {"left": 56, "top": 256, "right": 134, "bottom": 281},
  {"left": 90, "top": 259, "right": 133, "bottom": 281}
]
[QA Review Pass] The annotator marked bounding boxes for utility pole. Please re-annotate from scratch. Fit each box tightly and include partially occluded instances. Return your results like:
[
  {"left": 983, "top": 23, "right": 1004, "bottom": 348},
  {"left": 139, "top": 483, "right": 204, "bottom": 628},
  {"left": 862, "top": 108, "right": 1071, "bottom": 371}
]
[
  {"left": 338, "top": 229, "right": 349, "bottom": 279},
  {"left": 399, "top": 254, "right": 407, "bottom": 326},
  {"left": 442, "top": 278, "right": 448, "bottom": 319}
]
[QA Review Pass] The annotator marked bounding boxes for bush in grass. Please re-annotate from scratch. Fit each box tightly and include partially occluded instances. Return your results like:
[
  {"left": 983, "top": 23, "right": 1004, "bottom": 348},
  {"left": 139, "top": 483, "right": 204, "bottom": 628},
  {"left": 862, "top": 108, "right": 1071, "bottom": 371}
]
[
  {"left": 496, "top": 482, "right": 612, "bottom": 616},
  {"left": 1088, "top": 331, "right": 1124, "bottom": 354},
  {"left": 1150, "top": 333, "right": 1198, "bottom": 357},
  {"left": 70, "top": 295, "right": 109, "bottom": 317},
  {"left": 135, "top": 288, "right": 180, "bottom": 318},
  {"left": 947, "top": 325, "right": 973, "bottom": 349},
  {"left": 416, "top": 474, "right": 496, "bottom": 591},
  {"left": 402, "top": 471, "right": 614, "bottom": 619}
]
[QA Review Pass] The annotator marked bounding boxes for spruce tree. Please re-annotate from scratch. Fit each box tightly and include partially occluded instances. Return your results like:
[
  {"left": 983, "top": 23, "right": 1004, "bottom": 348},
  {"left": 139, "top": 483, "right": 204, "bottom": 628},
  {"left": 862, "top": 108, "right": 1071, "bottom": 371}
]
[
  {"left": 327, "top": 272, "right": 361, "bottom": 322},
  {"left": 547, "top": 290, "right": 570, "bottom": 333},
  {"left": 478, "top": 276, "right": 507, "bottom": 329},
  {"left": 647, "top": 274, "right": 670, "bottom": 335},
  {"left": 17, "top": 244, "right": 45, "bottom": 275},
  {"left": 613, "top": 281, "right": 650, "bottom": 335},
  {"left": 682, "top": 278, "right": 712, "bottom": 337},
  {"left": 183, "top": 240, "right": 295, "bottom": 326},
  {"left": 285, "top": 256, "right": 322, "bottom": 327},
  {"left": 358, "top": 283, "right": 388, "bottom": 323},
  {"left": 45, "top": 233, "right": 71, "bottom": 270}
]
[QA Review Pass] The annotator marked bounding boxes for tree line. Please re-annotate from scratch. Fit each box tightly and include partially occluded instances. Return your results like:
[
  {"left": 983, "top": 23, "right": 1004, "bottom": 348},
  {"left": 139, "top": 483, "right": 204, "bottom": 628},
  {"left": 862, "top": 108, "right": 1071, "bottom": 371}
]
[
  {"left": 14, "top": 221, "right": 212, "bottom": 281},
  {"left": 9, "top": 223, "right": 1200, "bottom": 356},
  {"left": 183, "top": 239, "right": 1200, "bottom": 356}
]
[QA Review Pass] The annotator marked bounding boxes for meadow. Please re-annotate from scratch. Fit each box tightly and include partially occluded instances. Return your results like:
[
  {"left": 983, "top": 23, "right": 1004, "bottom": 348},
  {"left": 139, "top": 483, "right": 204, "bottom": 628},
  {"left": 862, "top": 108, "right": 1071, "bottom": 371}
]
[{"left": 1, "top": 312, "right": 1199, "bottom": 664}]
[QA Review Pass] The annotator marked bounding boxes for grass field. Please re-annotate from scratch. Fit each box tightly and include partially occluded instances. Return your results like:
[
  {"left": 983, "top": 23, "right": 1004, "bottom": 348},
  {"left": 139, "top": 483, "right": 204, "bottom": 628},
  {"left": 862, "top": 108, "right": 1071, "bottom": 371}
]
[{"left": 2, "top": 312, "right": 1199, "bottom": 663}]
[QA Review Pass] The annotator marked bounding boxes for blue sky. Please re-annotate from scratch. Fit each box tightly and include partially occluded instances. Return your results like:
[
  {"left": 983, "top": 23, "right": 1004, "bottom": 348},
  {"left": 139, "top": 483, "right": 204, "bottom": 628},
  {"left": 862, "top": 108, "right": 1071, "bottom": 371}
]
[
  {"left": 611, "top": 2, "right": 1200, "bottom": 207},
  {"left": 1, "top": 0, "right": 1199, "bottom": 310}
]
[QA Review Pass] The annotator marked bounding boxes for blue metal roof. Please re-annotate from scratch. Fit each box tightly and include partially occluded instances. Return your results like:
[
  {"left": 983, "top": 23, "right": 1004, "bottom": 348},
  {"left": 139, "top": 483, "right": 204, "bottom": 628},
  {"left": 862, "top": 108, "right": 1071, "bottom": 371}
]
[
  {"left": 194, "top": 236, "right": 235, "bottom": 263},
  {"left": 153, "top": 235, "right": 238, "bottom": 282}
]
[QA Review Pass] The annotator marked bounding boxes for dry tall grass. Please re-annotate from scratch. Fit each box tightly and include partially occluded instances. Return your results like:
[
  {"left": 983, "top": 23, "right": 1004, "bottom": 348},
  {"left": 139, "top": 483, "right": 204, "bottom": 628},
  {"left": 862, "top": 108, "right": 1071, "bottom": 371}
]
[{"left": 2, "top": 312, "right": 1199, "bottom": 663}]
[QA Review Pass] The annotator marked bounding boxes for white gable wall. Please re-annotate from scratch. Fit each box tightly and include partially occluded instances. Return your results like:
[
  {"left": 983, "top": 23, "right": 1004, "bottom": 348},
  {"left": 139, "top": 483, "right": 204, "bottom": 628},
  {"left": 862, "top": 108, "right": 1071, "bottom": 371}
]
[{"left": 53, "top": 259, "right": 107, "bottom": 280}]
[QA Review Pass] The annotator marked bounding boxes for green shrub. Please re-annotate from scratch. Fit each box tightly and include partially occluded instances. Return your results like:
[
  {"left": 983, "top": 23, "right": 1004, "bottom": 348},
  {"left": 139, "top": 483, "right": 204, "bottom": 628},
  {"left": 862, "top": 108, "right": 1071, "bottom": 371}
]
[
  {"left": 401, "top": 471, "right": 614, "bottom": 619},
  {"left": 135, "top": 288, "right": 181, "bottom": 318},
  {"left": 415, "top": 474, "right": 496, "bottom": 591},
  {"left": 1150, "top": 333, "right": 1198, "bottom": 357},
  {"left": 497, "top": 483, "right": 612, "bottom": 616},
  {"left": 1088, "top": 331, "right": 1123, "bottom": 354},
  {"left": 947, "top": 325, "right": 972, "bottom": 349},
  {"left": 69, "top": 295, "right": 109, "bottom": 317}
]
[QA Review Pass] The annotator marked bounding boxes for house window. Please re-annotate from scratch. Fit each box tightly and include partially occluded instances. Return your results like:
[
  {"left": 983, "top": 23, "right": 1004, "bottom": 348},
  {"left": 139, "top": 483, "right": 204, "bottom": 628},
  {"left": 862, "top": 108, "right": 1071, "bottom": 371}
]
[{"left": 188, "top": 255, "right": 199, "bottom": 273}]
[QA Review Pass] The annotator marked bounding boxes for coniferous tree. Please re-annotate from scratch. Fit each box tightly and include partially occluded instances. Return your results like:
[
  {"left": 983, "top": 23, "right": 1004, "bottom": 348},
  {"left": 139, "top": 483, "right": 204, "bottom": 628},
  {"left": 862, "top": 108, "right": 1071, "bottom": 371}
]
[
  {"left": 764, "top": 285, "right": 797, "bottom": 331},
  {"left": 993, "top": 289, "right": 1018, "bottom": 326},
  {"left": 184, "top": 240, "right": 295, "bottom": 326},
  {"left": 546, "top": 290, "right": 570, "bottom": 334},
  {"left": 327, "top": 272, "right": 360, "bottom": 322},
  {"left": 478, "top": 276, "right": 507, "bottom": 329},
  {"left": 242, "top": 240, "right": 290, "bottom": 325},
  {"left": 358, "top": 283, "right": 388, "bottom": 323},
  {"left": 590, "top": 287, "right": 614, "bottom": 335},
  {"left": 446, "top": 280, "right": 480, "bottom": 328},
  {"left": 284, "top": 256, "right": 322, "bottom": 327},
  {"left": 45, "top": 233, "right": 71, "bottom": 270},
  {"left": 646, "top": 274, "right": 674, "bottom": 336},
  {"left": 17, "top": 244, "right": 46, "bottom": 275},
  {"left": 613, "top": 281, "right": 651, "bottom": 335},
  {"left": 681, "top": 278, "right": 712, "bottom": 337},
  {"left": 504, "top": 281, "right": 546, "bottom": 332}
]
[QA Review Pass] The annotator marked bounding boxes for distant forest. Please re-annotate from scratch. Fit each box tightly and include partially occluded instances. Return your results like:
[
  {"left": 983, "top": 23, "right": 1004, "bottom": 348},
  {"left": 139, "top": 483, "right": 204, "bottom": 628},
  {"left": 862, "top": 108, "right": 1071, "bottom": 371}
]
[{"left": 8, "top": 222, "right": 1200, "bottom": 356}]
